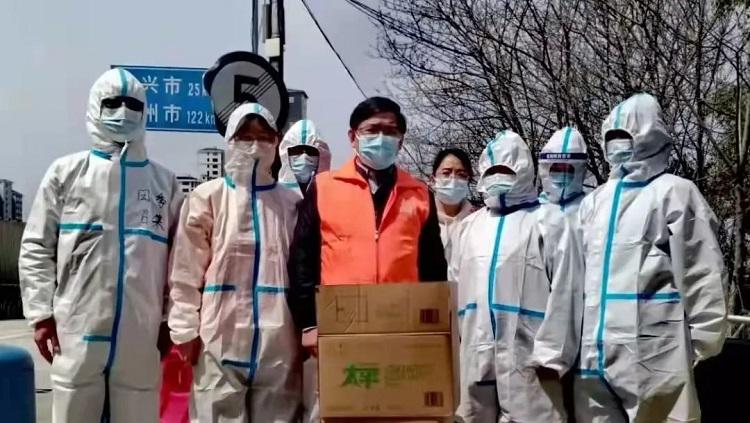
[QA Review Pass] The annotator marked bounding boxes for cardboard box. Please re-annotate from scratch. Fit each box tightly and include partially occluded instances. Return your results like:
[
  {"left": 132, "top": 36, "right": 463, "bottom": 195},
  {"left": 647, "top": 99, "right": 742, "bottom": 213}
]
[
  {"left": 316, "top": 283, "right": 453, "bottom": 335},
  {"left": 318, "top": 334, "right": 455, "bottom": 418}
]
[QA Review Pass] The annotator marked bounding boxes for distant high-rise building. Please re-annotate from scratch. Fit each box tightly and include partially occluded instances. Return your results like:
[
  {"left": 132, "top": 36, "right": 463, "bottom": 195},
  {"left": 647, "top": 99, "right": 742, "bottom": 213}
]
[
  {"left": 12, "top": 191, "right": 22, "bottom": 221},
  {"left": 286, "top": 89, "right": 308, "bottom": 133},
  {"left": 176, "top": 175, "right": 201, "bottom": 194},
  {"left": 0, "top": 179, "right": 23, "bottom": 222},
  {"left": 198, "top": 147, "right": 225, "bottom": 182}
]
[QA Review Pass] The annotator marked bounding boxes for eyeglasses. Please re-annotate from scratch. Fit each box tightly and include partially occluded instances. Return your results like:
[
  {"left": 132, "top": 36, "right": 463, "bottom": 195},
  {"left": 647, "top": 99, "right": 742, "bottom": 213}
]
[{"left": 101, "top": 96, "right": 144, "bottom": 112}]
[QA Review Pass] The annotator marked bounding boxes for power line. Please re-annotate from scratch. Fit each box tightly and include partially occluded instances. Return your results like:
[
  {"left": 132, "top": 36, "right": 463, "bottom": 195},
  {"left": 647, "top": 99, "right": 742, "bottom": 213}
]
[{"left": 299, "top": 0, "right": 367, "bottom": 98}]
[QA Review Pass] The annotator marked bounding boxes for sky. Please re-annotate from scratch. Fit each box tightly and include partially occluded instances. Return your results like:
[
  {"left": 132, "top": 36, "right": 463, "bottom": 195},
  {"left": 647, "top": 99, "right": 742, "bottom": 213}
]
[{"left": 0, "top": 0, "right": 390, "bottom": 218}]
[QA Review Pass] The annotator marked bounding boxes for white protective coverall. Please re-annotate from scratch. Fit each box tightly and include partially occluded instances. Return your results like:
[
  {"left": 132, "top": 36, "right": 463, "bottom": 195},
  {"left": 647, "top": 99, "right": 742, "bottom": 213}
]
[
  {"left": 278, "top": 119, "right": 332, "bottom": 194},
  {"left": 574, "top": 93, "right": 727, "bottom": 422},
  {"left": 168, "top": 103, "right": 303, "bottom": 423},
  {"left": 19, "top": 68, "right": 182, "bottom": 423},
  {"left": 451, "top": 130, "right": 582, "bottom": 423},
  {"left": 278, "top": 119, "right": 331, "bottom": 423}
]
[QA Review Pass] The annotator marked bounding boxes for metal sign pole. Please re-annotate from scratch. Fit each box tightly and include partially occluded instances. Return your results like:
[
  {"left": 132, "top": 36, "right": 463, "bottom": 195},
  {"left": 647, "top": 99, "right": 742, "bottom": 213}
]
[
  {"left": 264, "top": 0, "right": 284, "bottom": 78},
  {"left": 251, "top": 0, "right": 259, "bottom": 54},
  {"left": 277, "top": 0, "right": 285, "bottom": 78}
]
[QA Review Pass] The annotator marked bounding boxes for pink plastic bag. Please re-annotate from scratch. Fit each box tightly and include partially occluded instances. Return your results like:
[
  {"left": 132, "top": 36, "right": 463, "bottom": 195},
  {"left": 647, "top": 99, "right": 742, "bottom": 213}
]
[{"left": 160, "top": 347, "right": 192, "bottom": 423}]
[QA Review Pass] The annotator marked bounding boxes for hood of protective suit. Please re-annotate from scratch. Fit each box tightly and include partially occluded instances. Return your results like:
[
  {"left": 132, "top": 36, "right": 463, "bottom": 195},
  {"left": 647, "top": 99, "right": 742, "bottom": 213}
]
[
  {"left": 224, "top": 103, "right": 278, "bottom": 186},
  {"left": 86, "top": 68, "right": 148, "bottom": 161},
  {"left": 477, "top": 130, "right": 538, "bottom": 210},
  {"left": 278, "top": 119, "right": 332, "bottom": 188},
  {"left": 602, "top": 93, "right": 671, "bottom": 182},
  {"left": 539, "top": 127, "right": 588, "bottom": 205}
]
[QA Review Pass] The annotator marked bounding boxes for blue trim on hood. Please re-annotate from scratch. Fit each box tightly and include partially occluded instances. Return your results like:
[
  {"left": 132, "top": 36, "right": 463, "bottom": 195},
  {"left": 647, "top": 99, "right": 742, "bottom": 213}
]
[
  {"left": 486, "top": 130, "right": 506, "bottom": 165},
  {"left": 117, "top": 68, "right": 128, "bottom": 96},
  {"left": 613, "top": 103, "right": 625, "bottom": 129},
  {"left": 561, "top": 127, "right": 573, "bottom": 154},
  {"left": 300, "top": 120, "right": 308, "bottom": 145}
]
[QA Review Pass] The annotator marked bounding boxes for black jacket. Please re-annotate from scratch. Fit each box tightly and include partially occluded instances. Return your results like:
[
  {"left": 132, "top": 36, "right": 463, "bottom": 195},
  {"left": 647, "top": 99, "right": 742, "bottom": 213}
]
[{"left": 287, "top": 168, "right": 447, "bottom": 330}]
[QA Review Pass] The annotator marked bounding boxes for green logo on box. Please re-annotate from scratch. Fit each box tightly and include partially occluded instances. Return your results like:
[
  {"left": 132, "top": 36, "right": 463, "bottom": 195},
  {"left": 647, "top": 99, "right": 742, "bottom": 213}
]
[{"left": 342, "top": 364, "right": 380, "bottom": 389}]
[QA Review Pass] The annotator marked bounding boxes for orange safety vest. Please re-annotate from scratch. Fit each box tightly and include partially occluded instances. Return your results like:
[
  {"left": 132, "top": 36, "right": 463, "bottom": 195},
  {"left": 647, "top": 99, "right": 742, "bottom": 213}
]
[{"left": 316, "top": 159, "right": 431, "bottom": 285}]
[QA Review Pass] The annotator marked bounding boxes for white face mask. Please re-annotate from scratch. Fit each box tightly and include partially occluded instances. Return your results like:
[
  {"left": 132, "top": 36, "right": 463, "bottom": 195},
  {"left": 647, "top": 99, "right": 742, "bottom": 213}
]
[
  {"left": 606, "top": 138, "right": 634, "bottom": 165},
  {"left": 101, "top": 106, "right": 142, "bottom": 136},
  {"left": 433, "top": 177, "right": 469, "bottom": 206},
  {"left": 225, "top": 140, "right": 276, "bottom": 180},
  {"left": 483, "top": 173, "right": 516, "bottom": 196},
  {"left": 481, "top": 173, "right": 517, "bottom": 209},
  {"left": 290, "top": 153, "right": 319, "bottom": 184}
]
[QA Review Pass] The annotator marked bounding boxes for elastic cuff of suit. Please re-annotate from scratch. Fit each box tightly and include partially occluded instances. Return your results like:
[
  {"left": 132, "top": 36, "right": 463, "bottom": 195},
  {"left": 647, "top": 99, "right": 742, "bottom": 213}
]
[
  {"left": 170, "top": 330, "right": 199, "bottom": 345},
  {"left": 28, "top": 313, "right": 54, "bottom": 327}
]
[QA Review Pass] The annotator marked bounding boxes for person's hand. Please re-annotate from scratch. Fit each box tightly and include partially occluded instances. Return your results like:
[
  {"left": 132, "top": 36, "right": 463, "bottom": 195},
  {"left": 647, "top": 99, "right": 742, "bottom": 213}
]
[
  {"left": 34, "top": 317, "right": 60, "bottom": 364},
  {"left": 157, "top": 322, "right": 173, "bottom": 360},
  {"left": 175, "top": 337, "right": 202, "bottom": 365},
  {"left": 302, "top": 327, "right": 318, "bottom": 358},
  {"left": 535, "top": 366, "right": 559, "bottom": 381}
]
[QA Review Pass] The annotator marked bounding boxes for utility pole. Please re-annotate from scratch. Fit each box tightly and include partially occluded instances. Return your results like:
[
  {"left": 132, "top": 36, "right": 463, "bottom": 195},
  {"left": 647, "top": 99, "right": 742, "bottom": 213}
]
[{"left": 263, "top": 0, "right": 285, "bottom": 77}]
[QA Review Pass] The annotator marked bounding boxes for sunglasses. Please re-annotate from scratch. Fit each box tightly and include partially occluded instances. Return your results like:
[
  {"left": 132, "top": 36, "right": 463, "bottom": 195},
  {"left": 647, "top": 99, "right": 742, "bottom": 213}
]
[
  {"left": 101, "top": 96, "right": 144, "bottom": 112},
  {"left": 288, "top": 145, "right": 320, "bottom": 157}
]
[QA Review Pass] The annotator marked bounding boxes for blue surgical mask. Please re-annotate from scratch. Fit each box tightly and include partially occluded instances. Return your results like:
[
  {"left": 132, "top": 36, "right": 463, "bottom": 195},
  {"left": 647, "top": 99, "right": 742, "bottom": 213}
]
[
  {"left": 290, "top": 153, "right": 319, "bottom": 184},
  {"left": 606, "top": 138, "right": 634, "bottom": 164},
  {"left": 356, "top": 133, "right": 401, "bottom": 170},
  {"left": 549, "top": 170, "right": 573, "bottom": 189},
  {"left": 101, "top": 106, "right": 142, "bottom": 135},
  {"left": 433, "top": 177, "right": 469, "bottom": 206}
]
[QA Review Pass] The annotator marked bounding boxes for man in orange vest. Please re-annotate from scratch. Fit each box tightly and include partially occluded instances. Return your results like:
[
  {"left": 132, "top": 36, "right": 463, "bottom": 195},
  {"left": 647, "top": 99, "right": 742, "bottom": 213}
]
[{"left": 288, "top": 96, "right": 447, "bottom": 355}]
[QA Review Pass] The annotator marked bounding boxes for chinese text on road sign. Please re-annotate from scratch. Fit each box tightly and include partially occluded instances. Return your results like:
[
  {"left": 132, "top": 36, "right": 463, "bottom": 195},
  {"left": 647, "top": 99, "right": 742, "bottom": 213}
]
[{"left": 114, "top": 65, "right": 216, "bottom": 133}]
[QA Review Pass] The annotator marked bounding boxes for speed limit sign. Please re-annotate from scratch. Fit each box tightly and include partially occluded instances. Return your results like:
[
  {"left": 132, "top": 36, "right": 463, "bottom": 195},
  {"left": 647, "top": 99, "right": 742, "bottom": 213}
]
[{"left": 203, "top": 51, "right": 289, "bottom": 135}]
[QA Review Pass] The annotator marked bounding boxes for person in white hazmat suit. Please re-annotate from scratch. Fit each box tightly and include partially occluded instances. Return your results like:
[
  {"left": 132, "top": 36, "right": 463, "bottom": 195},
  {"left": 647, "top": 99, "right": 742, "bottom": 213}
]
[
  {"left": 450, "top": 130, "right": 582, "bottom": 423},
  {"left": 278, "top": 119, "right": 332, "bottom": 194},
  {"left": 537, "top": 126, "right": 588, "bottom": 214},
  {"left": 19, "top": 68, "right": 183, "bottom": 423},
  {"left": 168, "top": 103, "right": 303, "bottom": 423},
  {"left": 574, "top": 93, "right": 727, "bottom": 422},
  {"left": 530, "top": 126, "right": 589, "bottom": 418},
  {"left": 277, "top": 119, "right": 331, "bottom": 423}
]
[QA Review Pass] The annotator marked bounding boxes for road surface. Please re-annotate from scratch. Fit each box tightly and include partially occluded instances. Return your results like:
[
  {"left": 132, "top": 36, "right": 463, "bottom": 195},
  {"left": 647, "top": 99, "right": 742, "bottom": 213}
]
[{"left": 0, "top": 319, "right": 52, "bottom": 423}]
